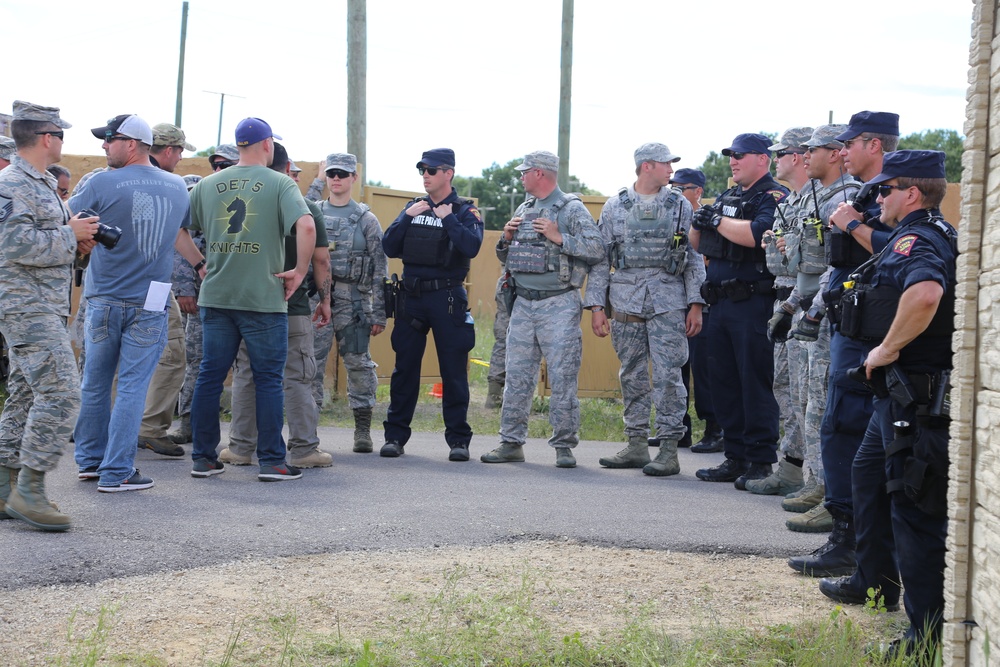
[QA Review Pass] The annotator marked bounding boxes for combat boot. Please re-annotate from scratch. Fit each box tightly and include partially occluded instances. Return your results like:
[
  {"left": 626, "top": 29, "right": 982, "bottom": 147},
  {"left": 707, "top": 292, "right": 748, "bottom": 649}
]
[
  {"left": 485, "top": 379, "right": 504, "bottom": 409},
  {"left": 786, "top": 503, "right": 833, "bottom": 533},
  {"left": 0, "top": 466, "right": 17, "bottom": 520},
  {"left": 782, "top": 481, "right": 825, "bottom": 513},
  {"left": 352, "top": 407, "right": 374, "bottom": 453},
  {"left": 642, "top": 439, "right": 680, "bottom": 477},
  {"left": 5, "top": 467, "right": 70, "bottom": 532},
  {"left": 480, "top": 442, "right": 525, "bottom": 463},
  {"left": 745, "top": 458, "right": 804, "bottom": 496},
  {"left": 598, "top": 436, "right": 651, "bottom": 468},
  {"left": 555, "top": 447, "right": 576, "bottom": 468},
  {"left": 787, "top": 511, "right": 857, "bottom": 577},
  {"left": 168, "top": 415, "right": 192, "bottom": 444},
  {"left": 690, "top": 420, "right": 723, "bottom": 453}
]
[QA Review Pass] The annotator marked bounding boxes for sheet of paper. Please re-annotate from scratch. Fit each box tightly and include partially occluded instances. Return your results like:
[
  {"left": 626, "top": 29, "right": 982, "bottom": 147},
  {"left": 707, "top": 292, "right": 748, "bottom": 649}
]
[{"left": 143, "top": 281, "right": 172, "bottom": 311}]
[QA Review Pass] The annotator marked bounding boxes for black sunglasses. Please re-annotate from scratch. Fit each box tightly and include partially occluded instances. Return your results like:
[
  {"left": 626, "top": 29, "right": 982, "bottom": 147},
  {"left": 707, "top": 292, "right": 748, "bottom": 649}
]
[
  {"left": 34, "top": 130, "right": 64, "bottom": 140},
  {"left": 877, "top": 184, "right": 910, "bottom": 197},
  {"left": 418, "top": 166, "right": 449, "bottom": 176},
  {"left": 211, "top": 160, "right": 236, "bottom": 171},
  {"left": 326, "top": 169, "right": 353, "bottom": 179},
  {"left": 774, "top": 150, "right": 804, "bottom": 158},
  {"left": 673, "top": 185, "right": 700, "bottom": 191}
]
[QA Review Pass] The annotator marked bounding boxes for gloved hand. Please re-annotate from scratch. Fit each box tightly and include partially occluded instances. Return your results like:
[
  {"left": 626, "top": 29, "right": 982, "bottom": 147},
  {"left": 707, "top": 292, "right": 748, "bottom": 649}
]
[
  {"left": 691, "top": 206, "right": 721, "bottom": 231},
  {"left": 767, "top": 308, "right": 793, "bottom": 343},
  {"left": 792, "top": 313, "right": 822, "bottom": 342}
]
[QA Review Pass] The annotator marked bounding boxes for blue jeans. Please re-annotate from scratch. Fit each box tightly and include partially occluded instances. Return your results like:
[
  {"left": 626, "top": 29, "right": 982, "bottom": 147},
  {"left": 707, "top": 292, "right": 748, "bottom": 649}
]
[
  {"left": 191, "top": 307, "right": 288, "bottom": 467},
  {"left": 74, "top": 298, "right": 168, "bottom": 486}
]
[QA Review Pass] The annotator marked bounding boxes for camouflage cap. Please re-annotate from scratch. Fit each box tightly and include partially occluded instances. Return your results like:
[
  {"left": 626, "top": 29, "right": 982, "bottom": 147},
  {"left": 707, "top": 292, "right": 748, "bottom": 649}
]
[
  {"left": 325, "top": 153, "right": 357, "bottom": 173},
  {"left": 634, "top": 142, "right": 681, "bottom": 166},
  {"left": 515, "top": 150, "right": 559, "bottom": 173},
  {"left": 210, "top": 144, "right": 240, "bottom": 161},
  {"left": 152, "top": 123, "right": 196, "bottom": 151},
  {"left": 11, "top": 100, "right": 71, "bottom": 129},
  {"left": 0, "top": 136, "right": 15, "bottom": 161},
  {"left": 804, "top": 124, "right": 849, "bottom": 149},
  {"left": 768, "top": 127, "right": 814, "bottom": 151},
  {"left": 182, "top": 174, "right": 202, "bottom": 190},
  {"left": 289, "top": 161, "right": 302, "bottom": 173}
]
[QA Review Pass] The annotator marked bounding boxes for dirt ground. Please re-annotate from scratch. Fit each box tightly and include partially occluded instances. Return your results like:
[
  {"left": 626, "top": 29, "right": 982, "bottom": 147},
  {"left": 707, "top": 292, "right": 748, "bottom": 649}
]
[{"left": 0, "top": 540, "right": 891, "bottom": 666}]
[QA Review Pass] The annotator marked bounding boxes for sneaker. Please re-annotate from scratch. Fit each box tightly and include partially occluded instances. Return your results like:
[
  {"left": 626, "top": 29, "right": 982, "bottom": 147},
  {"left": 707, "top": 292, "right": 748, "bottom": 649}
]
[
  {"left": 290, "top": 449, "right": 333, "bottom": 468},
  {"left": 137, "top": 435, "right": 184, "bottom": 457},
  {"left": 448, "top": 445, "right": 470, "bottom": 462},
  {"left": 786, "top": 504, "right": 834, "bottom": 533},
  {"left": 555, "top": 447, "right": 576, "bottom": 468},
  {"left": 380, "top": 441, "right": 404, "bottom": 457},
  {"left": 480, "top": 443, "right": 525, "bottom": 463},
  {"left": 191, "top": 459, "right": 225, "bottom": 478},
  {"left": 258, "top": 464, "right": 303, "bottom": 482},
  {"left": 78, "top": 466, "right": 100, "bottom": 481},
  {"left": 219, "top": 447, "right": 252, "bottom": 465},
  {"left": 695, "top": 458, "right": 750, "bottom": 482},
  {"left": 98, "top": 469, "right": 154, "bottom": 493}
]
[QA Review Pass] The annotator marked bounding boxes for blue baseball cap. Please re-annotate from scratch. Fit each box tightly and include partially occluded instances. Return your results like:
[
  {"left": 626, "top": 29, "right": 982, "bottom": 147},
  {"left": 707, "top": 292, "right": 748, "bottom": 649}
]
[
  {"left": 416, "top": 148, "right": 455, "bottom": 169},
  {"left": 722, "top": 133, "right": 772, "bottom": 157},
  {"left": 867, "top": 150, "right": 946, "bottom": 185},
  {"left": 835, "top": 111, "right": 899, "bottom": 141},
  {"left": 235, "top": 117, "right": 282, "bottom": 147},
  {"left": 670, "top": 168, "right": 706, "bottom": 188}
]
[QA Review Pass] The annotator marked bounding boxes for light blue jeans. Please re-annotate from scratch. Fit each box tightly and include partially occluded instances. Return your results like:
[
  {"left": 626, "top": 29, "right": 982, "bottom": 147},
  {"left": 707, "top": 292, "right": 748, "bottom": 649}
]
[{"left": 74, "top": 298, "right": 168, "bottom": 486}]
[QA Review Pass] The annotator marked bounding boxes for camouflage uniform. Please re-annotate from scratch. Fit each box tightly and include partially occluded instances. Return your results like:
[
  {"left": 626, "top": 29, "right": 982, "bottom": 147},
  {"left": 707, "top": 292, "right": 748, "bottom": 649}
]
[
  {"left": 174, "top": 232, "right": 204, "bottom": 423},
  {"left": 487, "top": 272, "right": 509, "bottom": 386},
  {"left": 0, "top": 155, "right": 81, "bottom": 472},
  {"left": 584, "top": 185, "right": 705, "bottom": 441},
  {"left": 495, "top": 186, "right": 604, "bottom": 451},
  {"left": 0, "top": 137, "right": 15, "bottom": 163}
]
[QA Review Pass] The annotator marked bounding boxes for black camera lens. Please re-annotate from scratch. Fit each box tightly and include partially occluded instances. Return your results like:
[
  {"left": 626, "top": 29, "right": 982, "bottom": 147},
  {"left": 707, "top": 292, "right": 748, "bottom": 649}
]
[{"left": 93, "top": 223, "right": 122, "bottom": 249}]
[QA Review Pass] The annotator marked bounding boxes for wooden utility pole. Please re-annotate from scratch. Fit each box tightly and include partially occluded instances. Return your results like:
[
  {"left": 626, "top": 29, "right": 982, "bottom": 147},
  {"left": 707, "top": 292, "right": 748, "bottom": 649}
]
[
  {"left": 347, "top": 0, "right": 367, "bottom": 178},
  {"left": 175, "top": 1, "right": 188, "bottom": 126},
  {"left": 557, "top": 0, "right": 573, "bottom": 191}
]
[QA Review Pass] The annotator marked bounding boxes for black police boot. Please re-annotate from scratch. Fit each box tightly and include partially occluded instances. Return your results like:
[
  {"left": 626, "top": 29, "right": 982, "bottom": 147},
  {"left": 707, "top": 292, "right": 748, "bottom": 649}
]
[
  {"left": 787, "top": 510, "right": 857, "bottom": 577},
  {"left": 734, "top": 462, "right": 772, "bottom": 490},
  {"left": 695, "top": 458, "right": 749, "bottom": 482},
  {"left": 691, "top": 421, "right": 723, "bottom": 453},
  {"left": 819, "top": 575, "right": 900, "bottom": 612},
  {"left": 380, "top": 441, "right": 404, "bottom": 458}
]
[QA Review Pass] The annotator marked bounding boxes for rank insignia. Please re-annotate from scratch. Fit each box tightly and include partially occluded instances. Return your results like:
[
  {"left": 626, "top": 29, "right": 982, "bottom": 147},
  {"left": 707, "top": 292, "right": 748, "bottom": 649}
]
[
  {"left": 892, "top": 234, "right": 918, "bottom": 256},
  {"left": 0, "top": 195, "right": 12, "bottom": 224}
]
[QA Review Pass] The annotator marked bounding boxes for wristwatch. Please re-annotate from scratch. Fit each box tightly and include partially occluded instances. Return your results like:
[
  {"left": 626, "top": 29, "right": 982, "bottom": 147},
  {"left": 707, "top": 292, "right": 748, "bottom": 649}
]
[
  {"left": 845, "top": 219, "right": 861, "bottom": 236},
  {"left": 194, "top": 259, "right": 206, "bottom": 271}
]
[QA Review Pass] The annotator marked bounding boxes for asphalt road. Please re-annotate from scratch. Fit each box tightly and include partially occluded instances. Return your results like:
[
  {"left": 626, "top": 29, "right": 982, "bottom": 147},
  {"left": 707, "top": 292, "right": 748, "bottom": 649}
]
[{"left": 0, "top": 425, "right": 825, "bottom": 591}]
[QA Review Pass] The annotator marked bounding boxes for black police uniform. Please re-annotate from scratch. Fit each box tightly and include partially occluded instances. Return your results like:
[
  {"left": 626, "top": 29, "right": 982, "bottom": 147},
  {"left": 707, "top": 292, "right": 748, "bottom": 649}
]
[
  {"left": 381, "top": 187, "right": 483, "bottom": 453},
  {"left": 696, "top": 174, "right": 788, "bottom": 474},
  {"left": 840, "top": 208, "right": 955, "bottom": 644}
]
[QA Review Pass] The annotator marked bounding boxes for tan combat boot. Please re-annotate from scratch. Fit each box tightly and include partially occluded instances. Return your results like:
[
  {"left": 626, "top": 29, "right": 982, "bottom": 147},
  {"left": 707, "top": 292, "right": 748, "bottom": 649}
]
[
  {"left": 643, "top": 439, "right": 680, "bottom": 477},
  {"left": 5, "top": 467, "right": 70, "bottom": 532},
  {"left": 484, "top": 379, "right": 504, "bottom": 409},
  {"left": 598, "top": 436, "right": 651, "bottom": 468},
  {"left": 353, "top": 407, "right": 374, "bottom": 453}
]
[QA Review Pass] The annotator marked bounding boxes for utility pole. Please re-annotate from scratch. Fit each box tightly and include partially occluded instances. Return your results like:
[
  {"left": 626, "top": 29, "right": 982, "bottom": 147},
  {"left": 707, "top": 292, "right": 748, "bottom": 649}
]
[
  {"left": 557, "top": 0, "right": 573, "bottom": 191},
  {"left": 204, "top": 91, "right": 245, "bottom": 147},
  {"left": 347, "top": 0, "right": 367, "bottom": 179},
  {"left": 175, "top": 1, "right": 189, "bottom": 126}
]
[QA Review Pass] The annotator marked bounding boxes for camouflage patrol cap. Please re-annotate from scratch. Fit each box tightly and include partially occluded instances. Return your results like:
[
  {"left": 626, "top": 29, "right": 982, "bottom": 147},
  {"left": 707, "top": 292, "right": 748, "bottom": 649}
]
[
  {"left": 152, "top": 123, "right": 196, "bottom": 151},
  {"left": 0, "top": 137, "right": 15, "bottom": 161},
  {"left": 768, "top": 127, "right": 814, "bottom": 151},
  {"left": 634, "top": 142, "right": 680, "bottom": 166},
  {"left": 515, "top": 150, "right": 559, "bottom": 173},
  {"left": 209, "top": 144, "right": 240, "bottom": 161},
  {"left": 325, "top": 153, "right": 357, "bottom": 173},
  {"left": 289, "top": 161, "right": 302, "bottom": 173},
  {"left": 804, "top": 124, "right": 849, "bottom": 149},
  {"left": 182, "top": 174, "right": 202, "bottom": 190},
  {"left": 11, "top": 100, "right": 71, "bottom": 129}
]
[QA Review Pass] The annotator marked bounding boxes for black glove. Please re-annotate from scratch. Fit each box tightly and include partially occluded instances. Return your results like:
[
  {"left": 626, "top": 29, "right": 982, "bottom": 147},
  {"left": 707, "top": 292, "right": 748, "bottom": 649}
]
[
  {"left": 791, "top": 314, "right": 822, "bottom": 342},
  {"left": 691, "top": 206, "right": 721, "bottom": 231},
  {"left": 767, "top": 308, "right": 793, "bottom": 343}
]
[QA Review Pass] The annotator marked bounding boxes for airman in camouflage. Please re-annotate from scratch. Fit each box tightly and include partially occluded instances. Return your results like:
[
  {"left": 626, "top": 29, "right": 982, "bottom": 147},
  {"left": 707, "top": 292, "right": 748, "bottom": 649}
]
[
  {"left": 310, "top": 153, "right": 387, "bottom": 452},
  {"left": 0, "top": 101, "right": 98, "bottom": 531},
  {"left": 484, "top": 272, "right": 510, "bottom": 408},
  {"left": 167, "top": 222, "right": 205, "bottom": 445},
  {"left": 0, "top": 136, "right": 15, "bottom": 168},
  {"left": 481, "top": 151, "right": 604, "bottom": 468},
  {"left": 584, "top": 143, "right": 706, "bottom": 476}
]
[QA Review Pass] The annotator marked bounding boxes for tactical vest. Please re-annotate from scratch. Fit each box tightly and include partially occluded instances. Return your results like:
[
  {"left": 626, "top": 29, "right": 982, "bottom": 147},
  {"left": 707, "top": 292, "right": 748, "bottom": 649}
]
[
  {"left": 611, "top": 188, "right": 688, "bottom": 275},
  {"left": 698, "top": 187, "right": 769, "bottom": 264},
  {"left": 401, "top": 197, "right": 473, "bottom": 273},
  {"left": 799, "top": 181, "right": 860, "bottom": 275},
  {"left": 765, "top": 201, "right": 801, "bottom": 277},
  {"left": 321, "top": 200, "right": 370, "bottom": 283},
  {"left": 506, "top": 193, "right": 585, "bottom": 288},
  {"left": 827, "top": 182, "right": 877, "bottom": 268}
]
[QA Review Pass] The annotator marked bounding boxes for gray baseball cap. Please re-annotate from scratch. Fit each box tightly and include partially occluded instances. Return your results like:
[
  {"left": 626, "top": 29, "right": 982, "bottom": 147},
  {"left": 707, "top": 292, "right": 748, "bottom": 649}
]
[
  {"left": 768, "top": 127, "right": 814, "bottom": 151},
  {"left": 324, "top": 153, "right": 358, "bottom": 173},
  {"left": 0, "top": 136, "right": 15, "bottom": 161},
  {"left": 515, "top": 150, "right": 559, "bottom": 173},
  {"left": 804, "top": 124, "right": 849, "bottom": 149},
  {"left": 12, "top": 100, "right": 71, "bottom": 128},
  {"left": 634, "top": 142, "right": 680, "bottom": 166},
  {"left": 210, "top": 144, "right": 240, "bottom": 161}
]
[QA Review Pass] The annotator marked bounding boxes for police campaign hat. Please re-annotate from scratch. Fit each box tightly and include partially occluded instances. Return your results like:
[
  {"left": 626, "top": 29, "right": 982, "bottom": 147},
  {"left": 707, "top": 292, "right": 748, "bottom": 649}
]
[
  {"left": 152, "top": 123, "right": 196, "bottom": 151},
  {"left": 515, "top": 150, "right": 559, "bottom": 173},
  {"left": 12, "top": 100, "right": 71, "bottom": 128},
  {"left": 91, "top": 114, "right": 153, "bottom": 145},
  {"left": 210, "top": 144, "right": 240, "bottom": 161},
  {"left": 325, "top": 153, "right": 358, "bottom": 173},
  {"left": 804, "top": 124, "right": 849, "bottom": 149},
  {"left": 0, "top": 137, "right": 15, "bottom": 161},
  {"left": 416, "top": 148, "right": 456, "bottom": 169},
  {"left": 835, "top": 111, "right": 899, "bottom": 141},
  {"left": 768, "top": 127, "right": 814, "bottom": 151},
  {"left": 235, "top": 117, "right": 282, "bottom": 147},
  {"left": 670, "top": 168, "right": 706, "bottom": 189},
  {"left": 867, "top": 150, "right": 946, "bottom": 185},
  {"left": 722, "top": 133, "right": 772, "bottom": 156},
  {"left": 634, "top": 142, "right": 681, "bottom": 166}
]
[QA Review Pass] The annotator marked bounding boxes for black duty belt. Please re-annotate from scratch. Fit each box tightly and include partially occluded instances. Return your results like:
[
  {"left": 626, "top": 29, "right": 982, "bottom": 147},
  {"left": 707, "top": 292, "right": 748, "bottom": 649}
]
[
  {"left": 514, "top": 285, "right": 575, "bottom": 301},
  {"left": 401, "top": 277, "right": 464, "bottom": 294}
]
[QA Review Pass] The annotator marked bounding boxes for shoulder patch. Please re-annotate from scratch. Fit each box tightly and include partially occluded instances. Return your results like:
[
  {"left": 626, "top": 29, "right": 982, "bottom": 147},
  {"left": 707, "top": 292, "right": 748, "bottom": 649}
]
[
  {"left": 468, "top": 206, "right": 482, "bottom": 222},
  {"left": 892, "top": 234, "right": 918, "bottom": 256},
  {"left": 0, "top": 195, "right": 12, "bottom": 223},
  {"left": 768, "top": 190, "right": 786, "bottom": 203}
]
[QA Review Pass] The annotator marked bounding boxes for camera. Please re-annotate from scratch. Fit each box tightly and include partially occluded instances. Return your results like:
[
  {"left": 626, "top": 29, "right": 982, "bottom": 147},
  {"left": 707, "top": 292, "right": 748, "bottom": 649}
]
[{"left": 78, "top": 209, "right": 122, "bottom": 249}]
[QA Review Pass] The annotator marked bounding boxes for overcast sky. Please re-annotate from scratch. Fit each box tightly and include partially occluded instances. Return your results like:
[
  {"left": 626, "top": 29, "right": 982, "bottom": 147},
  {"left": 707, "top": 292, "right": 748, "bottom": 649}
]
[{"left": 2, "top": 0, "right": 972, "bottom": 195}]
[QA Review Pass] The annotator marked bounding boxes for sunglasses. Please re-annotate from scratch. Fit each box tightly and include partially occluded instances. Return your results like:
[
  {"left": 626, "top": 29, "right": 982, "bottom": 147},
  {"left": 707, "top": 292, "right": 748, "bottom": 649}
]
[
  {"left": 877, "top": 184, "right": 910, "bottom": 197},
  {"left": 326, "top": 169, "right": 353, "bottom": 179},
  {"left": 728, "top": 152, "right": 758, "bottom": 160},
  {"left": 418, "top": 166, "right": 449, "bottom": 176},
  {"left": 105, "top": 135, "right": 133, "bottom": 144},
  {"left": 211, "top": 160, "right": 236, "bottom": 171},
  {"left": 774, "top": 150, "right": 804, "bottom": 158},
  {"left": 842, "top": 137, "right": 873, "bottom": 149},
  {"left": 673, "top": 185, "right": 700, "bottom": 191},
  {"left": 34, "top": 130, "right": 65, "bottom": 140}
]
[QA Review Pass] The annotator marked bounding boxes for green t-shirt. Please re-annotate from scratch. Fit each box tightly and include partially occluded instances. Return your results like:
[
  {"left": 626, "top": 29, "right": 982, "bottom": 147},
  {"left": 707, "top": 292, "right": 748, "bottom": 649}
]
[
  {"left": 190, "top": 165, "right": 309, "bottom": 313},
  {"left": 286, "top": 198, "right": 328, "bottom": 316}
]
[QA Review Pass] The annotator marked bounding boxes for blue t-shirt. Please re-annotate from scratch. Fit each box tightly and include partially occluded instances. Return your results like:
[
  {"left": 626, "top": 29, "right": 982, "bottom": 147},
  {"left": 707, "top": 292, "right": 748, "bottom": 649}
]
[{"left": 69, "top": 165, "right": 191, "bottom": 304}]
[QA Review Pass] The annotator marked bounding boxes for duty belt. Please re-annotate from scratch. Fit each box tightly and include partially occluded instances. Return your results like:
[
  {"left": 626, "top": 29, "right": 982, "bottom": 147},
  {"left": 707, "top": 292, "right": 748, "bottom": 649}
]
[
  {"left": 611, "top": 312, "right": 646, "bottom": 324},
  {"left": 775, "top": 286, "right": 793, "bottom": 301},
  {"left": 514, "top": 285, "right": 575, "bottom": 301},
  {"left": 700, "top": 278, "right": 775, "bottom": 304},
  {"left": 401, "top": 277, "right": 464, "bottom": 296}
]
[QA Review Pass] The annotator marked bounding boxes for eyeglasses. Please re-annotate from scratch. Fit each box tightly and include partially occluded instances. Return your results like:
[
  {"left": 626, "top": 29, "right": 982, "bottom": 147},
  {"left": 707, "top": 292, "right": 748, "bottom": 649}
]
[
  {"left": 418, "top": 166, "right": 449, "bottom": 176},
  {"left": 774, "top": 150, "right": 804, "bottom": 158},
  {"left": 326, "top": 169, "right": 353, "bottom": 179},
  {"left": 842, "top": 137, "right": 873, "bottom": 149},
  {"left": 57, "top": 187, "right": 69, "bottom": 197},
  {"left": 877, "top": 184, "right": 910, "bottom": 198},
  {"left": 34, "top": 131, "right": 64, "bottom": 140},
  {"left": 105, "top": 135, "right": 133, "bottom": 144},
  {"left": 519, "top": 168, "right": 536, "bottom": 179},
  {"left": 211, "top": 160, "right": 235, "bottom": 171}
]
